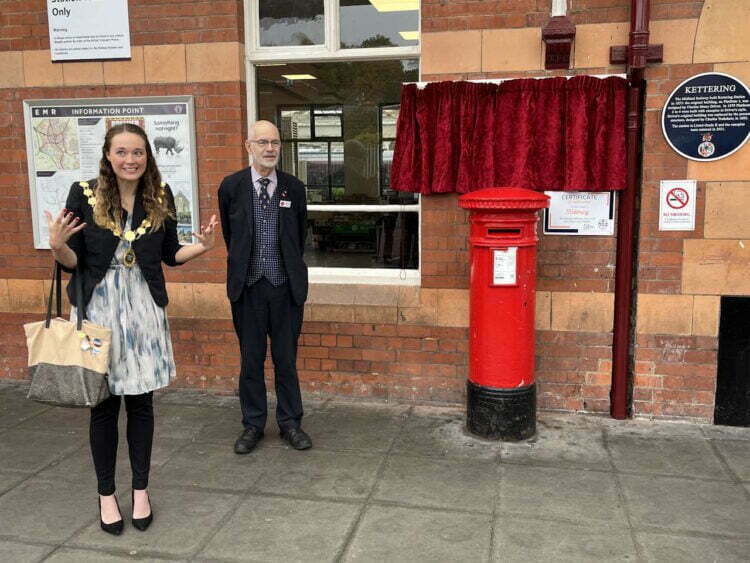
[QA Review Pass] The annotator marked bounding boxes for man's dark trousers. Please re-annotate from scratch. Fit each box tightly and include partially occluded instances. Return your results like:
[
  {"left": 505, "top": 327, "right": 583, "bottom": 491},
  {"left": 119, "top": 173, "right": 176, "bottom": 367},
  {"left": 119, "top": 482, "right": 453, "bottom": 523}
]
[{"left": 231, "top": 278, "right": 304, "bottom": 432}]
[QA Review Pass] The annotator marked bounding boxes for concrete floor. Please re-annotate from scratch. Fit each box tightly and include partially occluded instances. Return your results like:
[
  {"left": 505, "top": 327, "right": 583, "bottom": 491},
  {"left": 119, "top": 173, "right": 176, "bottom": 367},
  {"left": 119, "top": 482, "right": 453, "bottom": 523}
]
[{"left": 0, "top": 381, "right": 748, "bottom": 562}]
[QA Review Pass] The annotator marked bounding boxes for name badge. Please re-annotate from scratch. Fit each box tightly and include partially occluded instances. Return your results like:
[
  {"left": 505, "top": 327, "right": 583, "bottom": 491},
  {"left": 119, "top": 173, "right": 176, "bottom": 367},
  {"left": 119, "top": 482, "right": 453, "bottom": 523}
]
[{"left": 279, "top": 200, "right": 292, "bottom": 208}]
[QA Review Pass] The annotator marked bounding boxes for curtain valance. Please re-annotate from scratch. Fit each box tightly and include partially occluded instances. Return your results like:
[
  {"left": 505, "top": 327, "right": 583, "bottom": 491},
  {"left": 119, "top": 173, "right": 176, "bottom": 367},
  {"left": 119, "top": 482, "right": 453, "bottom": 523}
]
[{"left": 390, "top": 76, "right": 627, "bottom": 194}]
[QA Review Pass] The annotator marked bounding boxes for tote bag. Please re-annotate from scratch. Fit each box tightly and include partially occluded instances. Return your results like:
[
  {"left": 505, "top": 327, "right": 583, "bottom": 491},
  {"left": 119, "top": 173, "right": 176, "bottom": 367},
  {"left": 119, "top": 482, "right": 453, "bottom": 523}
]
[{"left": 24, "top": 263, "right": 112, "bottom": 407}]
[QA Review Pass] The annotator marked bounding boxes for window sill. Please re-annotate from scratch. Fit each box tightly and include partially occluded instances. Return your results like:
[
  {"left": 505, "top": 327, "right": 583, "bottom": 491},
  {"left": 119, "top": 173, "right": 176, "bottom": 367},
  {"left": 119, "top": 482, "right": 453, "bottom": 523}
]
[{"left": 310, "top": 267, "right": 419, "bottom": 286}]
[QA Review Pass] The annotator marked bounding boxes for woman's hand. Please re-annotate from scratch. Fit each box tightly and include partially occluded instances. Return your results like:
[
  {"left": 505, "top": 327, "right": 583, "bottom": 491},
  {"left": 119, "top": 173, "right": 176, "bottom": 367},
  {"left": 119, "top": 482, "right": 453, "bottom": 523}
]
[
  {"left": 192, "top": 214, "right": 219, "bottom": 251},
  {"left": 45, "top": 209, "right": 86, "bottom": 251}
]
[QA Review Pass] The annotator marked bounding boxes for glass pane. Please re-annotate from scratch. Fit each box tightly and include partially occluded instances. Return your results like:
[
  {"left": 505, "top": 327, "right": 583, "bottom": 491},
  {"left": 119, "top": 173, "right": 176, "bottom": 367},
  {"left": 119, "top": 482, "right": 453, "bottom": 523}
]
[
  {"left": 279, "top": 141, "right": 296, "bottom": 176},
  {"left": 297, "top": 142, "right": 329, "bottom": 187},
  {"left": 307, "top": 211, "right": 419, "bottom": 269},
  {"left": 314, "top": 106, "right": 343, "bottom": 137},
  {"left": 381, "top": 105, "right": 399, "bottom": 138},
  {"left": 257, "top": 59, "right": 419, "bottom": 205},
  {"left": 279, "top": 108, "right": 311, "bottom": 140},
  {"left": 331, "top": 142, "right": 344, "bottom": 186},
  {"left": 259, "top": 0, "right": 324, "bottom": 47},
  {"left": 340, "top": 0, "right": 419, "bottom": 49}
]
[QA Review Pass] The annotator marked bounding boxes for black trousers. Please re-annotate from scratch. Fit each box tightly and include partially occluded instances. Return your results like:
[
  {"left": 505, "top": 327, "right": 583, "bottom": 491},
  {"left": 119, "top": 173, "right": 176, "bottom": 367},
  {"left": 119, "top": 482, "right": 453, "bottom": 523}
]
[
  {"left": 90, "top": 392, "right": 154, "bottom": 496},
  {"left": 231, "top": 279, "right": 304, "bottom": 432}
]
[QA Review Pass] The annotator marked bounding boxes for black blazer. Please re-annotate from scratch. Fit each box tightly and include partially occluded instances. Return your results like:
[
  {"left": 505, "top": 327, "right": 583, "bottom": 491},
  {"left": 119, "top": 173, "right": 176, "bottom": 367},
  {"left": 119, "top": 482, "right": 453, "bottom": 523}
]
[
  {"left": 218, "top": 167, "right": 308, "bottom": 306},
  {"left": 62, "top": 179, "right": 182, "bottom": 308}
]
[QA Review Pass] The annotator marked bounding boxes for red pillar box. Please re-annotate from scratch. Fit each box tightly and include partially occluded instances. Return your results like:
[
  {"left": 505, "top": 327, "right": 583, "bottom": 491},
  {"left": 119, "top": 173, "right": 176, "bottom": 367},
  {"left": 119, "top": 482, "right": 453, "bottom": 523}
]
[{"left": 458, "top": 188, "right": 549, "bottom": 441}]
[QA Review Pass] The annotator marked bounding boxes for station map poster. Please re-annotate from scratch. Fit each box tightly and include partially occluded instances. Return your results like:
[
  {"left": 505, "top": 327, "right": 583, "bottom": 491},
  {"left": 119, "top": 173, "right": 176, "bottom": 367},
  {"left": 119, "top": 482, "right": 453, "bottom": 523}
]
[
  {"left": 47, "top": 0, "right": 131, "bottom": 61},
  {"left": 23, "top": 96, "right": 199, "bottom": 249}
]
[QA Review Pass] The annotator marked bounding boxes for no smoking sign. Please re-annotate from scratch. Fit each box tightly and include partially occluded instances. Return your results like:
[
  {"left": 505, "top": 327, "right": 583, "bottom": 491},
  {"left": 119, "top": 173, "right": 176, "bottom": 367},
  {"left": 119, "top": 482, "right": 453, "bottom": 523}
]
[
  {"left": 666, "top": 187, "right": 690, "bottom": 209},
  {"left": 660, "top": 180, "right": 696, "bottom": 231}
]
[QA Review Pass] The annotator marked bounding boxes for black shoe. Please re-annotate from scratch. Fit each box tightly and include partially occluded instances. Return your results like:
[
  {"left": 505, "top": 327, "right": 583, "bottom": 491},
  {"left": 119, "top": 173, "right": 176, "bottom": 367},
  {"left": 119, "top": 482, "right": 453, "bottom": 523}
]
[
  {"left": 280, "top": 427, "right": 312, "bottom": 450},
  {"left": 234, "top": 427, "right": 264, "bottom": 454},
  {"left": 131, "top": 489, "right": 153, "bottom": 532},
  {"left": 99, "top": 495, "right": 124, "bottom": 536}
]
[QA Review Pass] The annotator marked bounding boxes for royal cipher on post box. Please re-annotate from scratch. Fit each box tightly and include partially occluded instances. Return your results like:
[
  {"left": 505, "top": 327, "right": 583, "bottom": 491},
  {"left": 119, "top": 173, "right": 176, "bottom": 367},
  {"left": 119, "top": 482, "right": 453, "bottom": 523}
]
[{"left": 458, "top": 187, "right": 550, "bottom": 441}]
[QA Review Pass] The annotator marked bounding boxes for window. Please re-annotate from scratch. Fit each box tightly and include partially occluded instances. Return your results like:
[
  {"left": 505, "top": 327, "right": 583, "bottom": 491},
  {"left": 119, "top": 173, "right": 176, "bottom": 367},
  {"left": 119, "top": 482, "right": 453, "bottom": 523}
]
[{"left": 247, "top": 1, "right": 420, "bottom": 283}]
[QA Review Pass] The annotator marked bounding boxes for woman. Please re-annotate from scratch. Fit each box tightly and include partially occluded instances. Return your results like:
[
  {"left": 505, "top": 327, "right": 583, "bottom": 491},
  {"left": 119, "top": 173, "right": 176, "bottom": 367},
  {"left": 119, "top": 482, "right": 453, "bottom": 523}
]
[{"left": 45, "top": 123, "right": 218, "bottom": 535}]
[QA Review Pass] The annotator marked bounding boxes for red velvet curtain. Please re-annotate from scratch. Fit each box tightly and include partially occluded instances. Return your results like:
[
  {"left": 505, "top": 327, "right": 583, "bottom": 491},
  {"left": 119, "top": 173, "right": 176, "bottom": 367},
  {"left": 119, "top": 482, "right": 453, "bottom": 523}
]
[{"left": 391, "top": 76, "right": 627, "bottom": 193}]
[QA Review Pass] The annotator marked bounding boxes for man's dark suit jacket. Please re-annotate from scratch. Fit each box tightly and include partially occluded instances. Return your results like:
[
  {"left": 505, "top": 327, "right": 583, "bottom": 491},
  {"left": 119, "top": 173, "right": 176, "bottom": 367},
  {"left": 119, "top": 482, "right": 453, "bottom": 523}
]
[
  {"left": 218, "top": 167, "right": 308, "bottom": 306},
  {"left": 63, "top": 179, "right": 182, "bottom": 308}
]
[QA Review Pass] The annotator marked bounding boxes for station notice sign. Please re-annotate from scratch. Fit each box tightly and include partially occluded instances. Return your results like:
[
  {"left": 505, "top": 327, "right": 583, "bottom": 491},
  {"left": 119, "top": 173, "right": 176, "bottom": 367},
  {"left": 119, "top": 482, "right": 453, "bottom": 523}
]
[
  {"left": 47, "top": 0, "right": 131, "bottom": 61},
  {"left": 659, "top": 180, "right": 696, "bottom": 231},
  {"left": 662, "top": 72, "right": 750, "bottom": 161}
]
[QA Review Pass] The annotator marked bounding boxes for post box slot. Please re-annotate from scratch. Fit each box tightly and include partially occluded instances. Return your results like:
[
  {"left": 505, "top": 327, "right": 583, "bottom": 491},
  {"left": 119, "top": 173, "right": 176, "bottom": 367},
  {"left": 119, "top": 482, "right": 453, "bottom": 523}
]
[{"left": 487, "top": 228, "right": 521, "bottom": 235}]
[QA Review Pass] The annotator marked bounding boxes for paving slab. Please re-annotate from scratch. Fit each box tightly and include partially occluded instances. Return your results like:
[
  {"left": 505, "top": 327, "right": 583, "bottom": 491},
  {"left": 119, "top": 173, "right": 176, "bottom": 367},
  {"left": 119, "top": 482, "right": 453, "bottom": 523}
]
[
  {"left": 0, "top": 471, "right": 29, "bottom": 495},
  {"left": 38, "top": 438, "right": 187, "bottom": 488},
  {"left": 12, "top": 406, "right": 90, "bottom": 435},
  {"left": 151, "top": 404, "right": 229, "bottom": 440},
  {"left": 155, "top": 389, "right": 239, "bottom": 408},
  {"left": 700, "top": 424, "right": 750, "bottom": 441},
  {"left": 200, "top": 495, "right": 359, "bottom": 562},
  {"left": 0, "top": 541, "right": 54, "bottom": 562},
  {"left": 498, "top": 465, "right": 628, "bottom": 526},
  {"left": 0, "top": 479, "right": 96, "bottom": 543},
  {"left": 44, "top": 548, "right": 186, "bottom": 562},
  {"left": 375, "top": 454, "right": 498, "bottom": 513},
  {"left": 69, "top": 488, "right": 239, "bottom": 558},
  {"left": 0, "top": 429, "right": 85, "bottom": 473},
  {"left": 0, "top": 390, "right": 50, "bottom": 429},
  {"left": 712, "top": 439, "right": 750, "bottom": 481},
  {"left": 344, "top": 505, "right": 491, "bottom": 562},
  {"left": 193, "top": 417, "right": 289, "bottom": 451},
  {"left": 620, "top": 474, "right": 750, "bottom": 537},
  {"left": 607, "top": 435, "right": 732, "bottom": 480},
  {"left": 150, "top": 441, "right": 275, "bottom": 491},
  {"left": 493, "top": 517, "right": 636, "bottom": 562},
  {"left": 253, "top": 448, "right": 381, "bottom": 500},
  {"left": 637, "top": 532, "right": 750, "bottom": 563},
  {"left": 392, "top": 414, "right": 501, "bottom": 460},
  {"left": 610, "top": 419, "right": 706, "bottom": 439},
  {"left": 298, "top": 406, "right": 408, "bottom": 453},
  {"left": 501, "top": 426, "right": 611, "bottom": 471}
]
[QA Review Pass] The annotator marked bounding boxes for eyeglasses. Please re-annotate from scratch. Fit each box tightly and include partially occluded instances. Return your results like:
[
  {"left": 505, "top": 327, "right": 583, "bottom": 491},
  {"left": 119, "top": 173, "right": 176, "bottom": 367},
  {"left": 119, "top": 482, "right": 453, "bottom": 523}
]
[{"left": 250, "top": 139, "right": 281, "bottom": 148}]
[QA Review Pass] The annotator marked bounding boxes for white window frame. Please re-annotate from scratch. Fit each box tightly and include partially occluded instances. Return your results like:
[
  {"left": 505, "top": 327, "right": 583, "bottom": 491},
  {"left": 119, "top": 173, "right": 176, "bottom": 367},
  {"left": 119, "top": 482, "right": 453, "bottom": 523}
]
[{"left": 245, "top": 0, "right": 421, "bottom": 286}]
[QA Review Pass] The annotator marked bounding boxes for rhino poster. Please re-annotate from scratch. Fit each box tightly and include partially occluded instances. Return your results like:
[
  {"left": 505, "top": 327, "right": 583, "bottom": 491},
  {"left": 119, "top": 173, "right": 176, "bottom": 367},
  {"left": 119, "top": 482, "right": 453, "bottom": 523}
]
[{"left": 23, "top": 96, "right": 199, "bottom": 249}]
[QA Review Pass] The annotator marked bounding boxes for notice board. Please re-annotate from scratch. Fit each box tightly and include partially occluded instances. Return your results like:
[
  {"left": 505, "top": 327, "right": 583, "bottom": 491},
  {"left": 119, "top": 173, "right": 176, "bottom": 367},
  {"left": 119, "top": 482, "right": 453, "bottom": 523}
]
[{"left": 23, "top": 96, "right": 199, "bottom": 249}]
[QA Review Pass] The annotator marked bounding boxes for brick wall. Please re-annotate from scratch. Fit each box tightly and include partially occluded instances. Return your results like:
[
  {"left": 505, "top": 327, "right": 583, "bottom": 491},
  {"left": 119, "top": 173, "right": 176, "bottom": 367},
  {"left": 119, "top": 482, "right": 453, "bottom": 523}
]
[
  {"left": 5, "top": 0, "right": 749, "bottom": 423},
  {"left": 421, "top": 0, "right": 703, "bottom": 33},
  {"left": 0, "top": 0, "right": 244, "bottom": 51}
]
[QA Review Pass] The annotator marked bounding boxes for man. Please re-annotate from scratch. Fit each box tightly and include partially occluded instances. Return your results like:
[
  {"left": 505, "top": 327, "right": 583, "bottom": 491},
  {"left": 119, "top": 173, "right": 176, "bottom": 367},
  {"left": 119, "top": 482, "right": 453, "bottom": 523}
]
[{"left": 218, "top": 120, "right": 312, "bottom": 453}]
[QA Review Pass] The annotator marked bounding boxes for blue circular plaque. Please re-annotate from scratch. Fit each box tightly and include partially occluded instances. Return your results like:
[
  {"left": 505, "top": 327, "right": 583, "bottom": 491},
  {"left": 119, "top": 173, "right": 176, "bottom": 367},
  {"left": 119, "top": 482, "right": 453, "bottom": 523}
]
[{"left": 662, "top": 72, "right": 750, "bottom": 161}]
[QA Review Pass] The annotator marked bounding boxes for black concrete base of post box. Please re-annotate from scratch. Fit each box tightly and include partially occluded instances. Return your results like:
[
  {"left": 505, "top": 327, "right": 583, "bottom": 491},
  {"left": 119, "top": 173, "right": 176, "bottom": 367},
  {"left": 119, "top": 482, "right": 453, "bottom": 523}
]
[{"left": 466, "top": 380, "right": 536, "bottom": 441}]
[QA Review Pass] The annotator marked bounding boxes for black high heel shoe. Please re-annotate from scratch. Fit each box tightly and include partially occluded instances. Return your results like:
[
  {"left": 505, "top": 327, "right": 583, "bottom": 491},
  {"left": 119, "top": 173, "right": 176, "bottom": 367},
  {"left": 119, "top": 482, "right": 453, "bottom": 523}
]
[
  {"left": 99, "top": 495, "right": 124, "bottom": 536},
  {"left": 131, "top": 489, "right": 153, "bottom": 531}
]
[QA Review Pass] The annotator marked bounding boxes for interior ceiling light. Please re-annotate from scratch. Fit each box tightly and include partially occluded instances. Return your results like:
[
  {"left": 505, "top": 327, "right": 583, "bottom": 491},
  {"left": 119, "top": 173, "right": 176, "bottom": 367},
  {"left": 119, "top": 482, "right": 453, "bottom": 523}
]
[
  {"left": 399, "top": 31, "right": 419, "bottom": 40},
  {"left": 369, "top": 0, "right": 419, "bottom": 13},
  {"left": 281, "top": 74, "right": 317, "bottom": 80}
]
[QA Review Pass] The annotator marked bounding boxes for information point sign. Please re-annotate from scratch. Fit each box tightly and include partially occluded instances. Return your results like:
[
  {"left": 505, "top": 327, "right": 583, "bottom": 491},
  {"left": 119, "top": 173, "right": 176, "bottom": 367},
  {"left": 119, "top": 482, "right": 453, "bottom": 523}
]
[{"left": 24, "top": 97, "right": 199, "bottom": 249}]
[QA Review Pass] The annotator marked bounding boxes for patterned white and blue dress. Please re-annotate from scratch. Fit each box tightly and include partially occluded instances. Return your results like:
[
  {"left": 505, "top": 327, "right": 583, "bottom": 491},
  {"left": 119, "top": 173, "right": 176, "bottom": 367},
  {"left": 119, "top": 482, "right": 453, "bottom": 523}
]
[{"left": 72, "top": 215, "right": 176, "bottom": 396}]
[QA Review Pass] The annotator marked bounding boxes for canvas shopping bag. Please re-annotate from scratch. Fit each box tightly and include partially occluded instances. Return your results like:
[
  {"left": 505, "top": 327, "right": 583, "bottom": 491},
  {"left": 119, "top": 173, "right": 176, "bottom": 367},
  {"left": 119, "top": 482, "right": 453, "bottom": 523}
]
[{"left": 24, "top": 263, "right": 112, "bottom": 407}]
